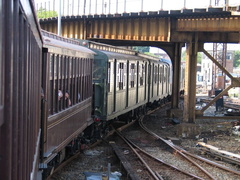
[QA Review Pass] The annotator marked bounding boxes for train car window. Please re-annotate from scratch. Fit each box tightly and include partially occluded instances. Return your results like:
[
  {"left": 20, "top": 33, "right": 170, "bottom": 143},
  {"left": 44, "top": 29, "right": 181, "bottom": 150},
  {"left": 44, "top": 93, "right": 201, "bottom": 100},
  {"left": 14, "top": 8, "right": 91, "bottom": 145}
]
[
  {"left": 130, "top": 63, "right": 135, "bottom": 88},
  {"left": 155, "top": 66, "right": 157, "bottom": 84},
  {"left": 71, "top": 57, "right": 75, "bottom": 105},
  {"left": 82, "top": 58, "right": 85, "bottom": 100},
  {"left": 55, "top": 55, "right": 60, "bottom": 113},
  {"left": 73, "top": 58, "right": 77, "bottom": 105},
  {"left": 123, "top": 63, "right": 127, "bottom": 87},
  {"left": 49, "top": 54, "right": 54, "bottom": 115},
  {"left": 159, "top": 66, "right": 162, "bottom": 83},
  {"left": 118, "top": 63, "right": 124, "bottom": 90},
  {"left": 59, "top": 55, "right": 63, "bottom": 111},
  {"left": 78, "top": 58, "right": 82, "bottom": 102},
  {"left": 53, "top": 55, "right": 58, "bottom": 113},
  {"left": 107, "top": 62, "right": 111, "bottom": 92},
  {"left": 116, "top": 63, "right": 119, "bottom": 90},
  {"left": 63, "top": 56, "right": 68, "bottom": 109},
  {"left": 76, "top": 58, "right": 80, "bottom": 102},
  {"left": 139, "top": 64, "right": 144, "bottom": 86},
  {"left": 85, "top": 59, "right": 88, "bottom": 98},
  {"left": 165, "top": 67, "right": 167, "bottom": 82}
]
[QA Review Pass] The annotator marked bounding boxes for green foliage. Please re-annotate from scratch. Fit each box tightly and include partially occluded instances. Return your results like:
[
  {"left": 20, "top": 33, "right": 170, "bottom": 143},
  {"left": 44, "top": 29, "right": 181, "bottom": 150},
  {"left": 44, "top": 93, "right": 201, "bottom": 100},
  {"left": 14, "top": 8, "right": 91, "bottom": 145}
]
[
  {"left": 234, "top": 50, "right": 240, "bottom": 68},
  {"left": 181, "top": 50, "right": 186, "bottom": 62},
  {"left": 37, "top": 7, "right": 58, "bottom": 19},
  {"left": 197, "top": 53, "right": 202, "bottom": 64},
  {"left": 132, "top": 46, "right": 150, "bottom": 53},
  {"left": 181, "top": 50, "right": 202, "bottom": 63}
]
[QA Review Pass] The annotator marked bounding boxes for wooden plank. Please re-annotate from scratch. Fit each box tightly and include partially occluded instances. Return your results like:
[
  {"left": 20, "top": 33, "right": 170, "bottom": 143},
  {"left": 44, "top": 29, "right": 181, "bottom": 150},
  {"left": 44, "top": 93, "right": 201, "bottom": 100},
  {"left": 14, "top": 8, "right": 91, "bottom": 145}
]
[
  {"left": 110, "top": 142, "right": 140, "bottom": 180},
  {"left": 197, "top": 142, "right": 240, "bottom": 160}
]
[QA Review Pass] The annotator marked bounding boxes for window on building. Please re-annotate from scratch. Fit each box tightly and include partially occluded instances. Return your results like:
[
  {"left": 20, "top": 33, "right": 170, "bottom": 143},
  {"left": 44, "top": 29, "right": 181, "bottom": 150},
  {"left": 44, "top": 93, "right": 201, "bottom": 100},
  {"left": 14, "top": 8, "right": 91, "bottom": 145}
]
[{"left": 226, "top": 53, "right": 232, "bottom": 60}]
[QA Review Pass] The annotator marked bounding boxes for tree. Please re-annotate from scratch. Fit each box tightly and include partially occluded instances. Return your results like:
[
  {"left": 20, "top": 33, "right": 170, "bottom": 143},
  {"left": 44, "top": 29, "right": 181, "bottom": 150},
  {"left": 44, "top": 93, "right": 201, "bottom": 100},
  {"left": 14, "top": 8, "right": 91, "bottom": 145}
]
[
  {"left": 181, "top": 50, "right": 186, "bottom": 62},
  {"left": 234, "top": 50, "right": 240, "bottom": 68},
  {"left": 197, "top": 53, "right": 202, "bottom": 64},
  {"left": 181, "top": 50, "right": 202, "bottom": 63},
  {"left": 37, "top": 7, "right": 58, "bottom": 19}
]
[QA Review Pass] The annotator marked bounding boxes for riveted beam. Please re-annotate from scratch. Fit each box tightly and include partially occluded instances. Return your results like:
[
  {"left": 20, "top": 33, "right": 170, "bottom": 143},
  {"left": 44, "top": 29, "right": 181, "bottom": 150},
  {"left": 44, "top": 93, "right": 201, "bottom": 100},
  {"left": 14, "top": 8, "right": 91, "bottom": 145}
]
[
  {"left": 40, "top": 16, "right": 172, "bottom": 42},
  {"left": 176, "top": 16, "right": 240, "bottom": 32}
]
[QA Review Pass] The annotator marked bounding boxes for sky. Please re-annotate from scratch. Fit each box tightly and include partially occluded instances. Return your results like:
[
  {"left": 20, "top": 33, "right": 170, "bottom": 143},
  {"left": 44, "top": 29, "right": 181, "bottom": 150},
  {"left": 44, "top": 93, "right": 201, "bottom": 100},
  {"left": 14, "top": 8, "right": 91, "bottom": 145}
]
[
  {"left": 35, "top": 0, "right": 240, "bottom": 15},
  {"left": 35, "top": 0, "right": 240, "bottom": 53}
]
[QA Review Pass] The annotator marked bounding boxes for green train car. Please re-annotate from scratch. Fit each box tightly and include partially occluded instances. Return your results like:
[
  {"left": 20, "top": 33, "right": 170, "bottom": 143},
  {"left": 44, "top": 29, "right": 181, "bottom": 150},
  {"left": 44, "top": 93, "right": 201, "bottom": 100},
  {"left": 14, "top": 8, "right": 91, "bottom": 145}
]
[{"left": 80, "top": 41, "right": 172, "bottom": 124}]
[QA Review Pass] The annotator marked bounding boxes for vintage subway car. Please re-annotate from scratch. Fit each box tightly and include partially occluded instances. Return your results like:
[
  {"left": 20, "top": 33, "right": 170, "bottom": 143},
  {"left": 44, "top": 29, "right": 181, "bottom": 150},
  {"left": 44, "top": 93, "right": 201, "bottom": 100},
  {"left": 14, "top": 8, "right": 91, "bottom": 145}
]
[{"left": 0, "top": 0, "right": 43, "bottom": 179}]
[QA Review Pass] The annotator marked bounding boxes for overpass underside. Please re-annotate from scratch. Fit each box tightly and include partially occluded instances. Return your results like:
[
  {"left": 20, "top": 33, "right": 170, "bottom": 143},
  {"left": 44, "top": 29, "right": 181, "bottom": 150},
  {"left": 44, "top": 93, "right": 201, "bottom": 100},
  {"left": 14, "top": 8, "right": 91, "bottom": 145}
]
[{"left": 40, "top": 10, "right": 240, "bottom": 122}]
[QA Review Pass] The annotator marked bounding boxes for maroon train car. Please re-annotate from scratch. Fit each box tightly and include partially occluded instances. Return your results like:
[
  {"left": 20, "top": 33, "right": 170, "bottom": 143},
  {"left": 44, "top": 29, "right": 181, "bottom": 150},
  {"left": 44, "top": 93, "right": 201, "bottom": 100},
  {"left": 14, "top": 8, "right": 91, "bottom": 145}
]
[
  {"left": 0, "top": 0, "right": 43, "bottom": 180},
  {"left": 40, "top": 31, "right": 95, "bottom": 178}
]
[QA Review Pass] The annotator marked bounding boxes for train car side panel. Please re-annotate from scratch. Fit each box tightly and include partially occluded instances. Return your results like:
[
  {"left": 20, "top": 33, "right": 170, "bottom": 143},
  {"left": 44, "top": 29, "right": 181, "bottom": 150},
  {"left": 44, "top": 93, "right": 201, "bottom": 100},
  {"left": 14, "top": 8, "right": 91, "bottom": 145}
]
[
  {"left": 41, "top": 36, "right": 94, "bottom": 169},
  {"left": 0, "top": 1, "right": 42, "bottom": 180}
]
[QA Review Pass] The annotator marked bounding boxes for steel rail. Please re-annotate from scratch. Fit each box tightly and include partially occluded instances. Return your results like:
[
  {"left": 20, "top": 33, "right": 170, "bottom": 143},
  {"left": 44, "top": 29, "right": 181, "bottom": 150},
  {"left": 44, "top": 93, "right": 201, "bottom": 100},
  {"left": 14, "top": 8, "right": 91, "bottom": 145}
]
[
  {"left": 114, "top": 128, "right": 160, "bottom": 180},
  {"left": 139, "top": 118, "right": 240, "bottom": 177},
  {"left": 117, "top": 122, "right": 205, "bottom": 180},
  {"left": 173, "top": 145, "right": 240, "bottom": 176},
  {"left": 138, "top": 119, "right": 216, "bottom": 180}
]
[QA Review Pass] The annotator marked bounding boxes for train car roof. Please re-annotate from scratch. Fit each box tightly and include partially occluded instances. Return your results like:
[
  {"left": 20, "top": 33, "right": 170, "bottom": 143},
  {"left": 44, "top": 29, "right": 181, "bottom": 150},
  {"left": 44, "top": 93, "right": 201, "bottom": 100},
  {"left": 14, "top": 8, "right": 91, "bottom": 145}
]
[
  {"left": 95, "top": 50, "right": 144, "bottom": 60},
  {"left": 78, "top": 40, "right": 168, "bottom": 62},
  {"left": 160, "top": 58, "right": 172, "bottom": 65},
  {"left": 42, "top": 31, "right": 95, "bottom": 55}
]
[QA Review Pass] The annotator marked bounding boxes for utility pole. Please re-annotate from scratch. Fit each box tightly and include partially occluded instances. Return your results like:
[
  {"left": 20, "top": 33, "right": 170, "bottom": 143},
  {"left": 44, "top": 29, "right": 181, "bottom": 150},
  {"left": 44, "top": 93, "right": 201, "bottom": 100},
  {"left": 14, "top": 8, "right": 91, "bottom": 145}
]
[
  {"left": 58, "top": 0, "right": 62, "bottom": 35},
  {"left": 212, "top": 0, "right": 227, "bottom": 91}
]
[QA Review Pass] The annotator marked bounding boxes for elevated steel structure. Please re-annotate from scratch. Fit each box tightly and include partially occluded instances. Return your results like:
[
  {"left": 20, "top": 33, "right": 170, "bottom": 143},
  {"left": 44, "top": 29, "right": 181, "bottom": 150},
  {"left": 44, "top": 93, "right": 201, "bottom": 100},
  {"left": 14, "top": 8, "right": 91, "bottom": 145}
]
[{"left": 40, "top": 7, "right": 240, "bottom": 122}]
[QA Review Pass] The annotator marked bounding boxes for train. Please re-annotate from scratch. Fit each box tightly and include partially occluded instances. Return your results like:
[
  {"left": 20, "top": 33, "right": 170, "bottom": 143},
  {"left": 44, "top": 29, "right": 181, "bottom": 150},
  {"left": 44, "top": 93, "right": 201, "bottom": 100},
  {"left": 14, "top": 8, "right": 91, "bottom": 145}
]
[
  {"left": 39, "top": 31, "right": 172, "bottom": 178},
  {"left": 0, "top": 1, "right": 173, "bottom": 180}
]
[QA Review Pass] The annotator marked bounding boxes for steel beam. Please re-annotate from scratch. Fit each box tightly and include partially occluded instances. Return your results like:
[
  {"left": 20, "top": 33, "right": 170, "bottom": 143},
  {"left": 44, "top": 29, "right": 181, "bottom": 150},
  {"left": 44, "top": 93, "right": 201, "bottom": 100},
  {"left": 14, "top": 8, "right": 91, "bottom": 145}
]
[
  {"left": 183, "top": 34, "right": 198, "bottom": 123},
  {"left": 202, "top": 49, "right": 240, "bottom": 86},
  {"left": 172, "top": 43, "right": 182, "bottom": 109},
  {"left": 176, "top": 16, "right": 240, "bottom": 32},
  {"left": 195, "top": 48, "right": 240, "bottom": 115}
]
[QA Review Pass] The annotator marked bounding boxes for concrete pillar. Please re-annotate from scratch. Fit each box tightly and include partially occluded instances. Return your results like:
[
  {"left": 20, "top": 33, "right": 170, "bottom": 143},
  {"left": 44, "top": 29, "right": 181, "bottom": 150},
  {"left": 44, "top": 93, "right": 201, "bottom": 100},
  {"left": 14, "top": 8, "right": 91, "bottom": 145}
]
[{"left": 183, "top": 36, "right": 198, "bottom": 123}]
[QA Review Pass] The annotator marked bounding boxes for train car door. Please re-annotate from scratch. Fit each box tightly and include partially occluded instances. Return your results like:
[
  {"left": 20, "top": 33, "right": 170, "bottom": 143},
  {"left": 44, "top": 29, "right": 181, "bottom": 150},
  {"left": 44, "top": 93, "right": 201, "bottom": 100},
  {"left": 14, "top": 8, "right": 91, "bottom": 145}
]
[
  {"left": 126, "top": 60, "right": 129, "bottom": 108},
  {"left": 40, "top": 48, "right": 49, "bottom": 160},
  {"left": 136, "top": 61, "right": 139, "bottom": 103},
  {"left": 113, "top": 59, "right": 117, "bottom": 112},
  {"left": 148, "top": 63, "right": 151, "bottom": 102}
]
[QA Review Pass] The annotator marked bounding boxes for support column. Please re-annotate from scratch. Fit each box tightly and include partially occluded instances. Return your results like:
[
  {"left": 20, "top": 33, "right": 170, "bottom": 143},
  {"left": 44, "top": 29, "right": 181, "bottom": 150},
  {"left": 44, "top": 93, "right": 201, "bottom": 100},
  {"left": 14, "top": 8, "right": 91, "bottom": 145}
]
[
  {"left": 183, "top": 36, "right": 198, "bottom": 123},
  {"left": 171, "top": 43, "right": 182, "bottom": 109}
]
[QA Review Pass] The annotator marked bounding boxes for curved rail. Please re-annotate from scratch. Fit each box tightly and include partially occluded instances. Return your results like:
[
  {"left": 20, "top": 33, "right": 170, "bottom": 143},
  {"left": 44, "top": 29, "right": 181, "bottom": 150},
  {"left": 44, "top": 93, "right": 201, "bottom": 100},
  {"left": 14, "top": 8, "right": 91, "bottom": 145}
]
[
  {"left": 115, "top": 123, "right": 205, "bottom": 179},
  {"left": 139, "top": 117, "right": 240, "bottom": 178},
  {"left": 114, "top": 128, "right": 160, "bottom": 180}
]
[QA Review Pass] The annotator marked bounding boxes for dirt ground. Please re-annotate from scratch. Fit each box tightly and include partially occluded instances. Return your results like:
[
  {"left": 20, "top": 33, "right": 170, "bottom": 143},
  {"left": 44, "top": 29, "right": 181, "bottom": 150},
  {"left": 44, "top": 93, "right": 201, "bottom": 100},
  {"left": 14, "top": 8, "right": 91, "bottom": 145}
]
[
  {"left": 51, "top": 105, "right": 240, "bottom": 179},
  {"left": 143, "top": 105, "right": 240, "bottom": 173}
]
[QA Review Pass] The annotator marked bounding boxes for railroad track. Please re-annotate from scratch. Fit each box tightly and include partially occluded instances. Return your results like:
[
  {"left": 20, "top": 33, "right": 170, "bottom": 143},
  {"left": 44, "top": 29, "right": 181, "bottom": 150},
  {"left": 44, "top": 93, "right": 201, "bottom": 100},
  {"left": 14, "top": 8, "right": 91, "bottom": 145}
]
[
  {"left": 136, "top": 117, "right": 240, "bottom": 180},
  {"left": 47, "top": 119, "right": 137, "bottom": 179},
  {"left": 48, "top": 101, "right": 240, "bottom": 180},
  {"left": 112, "top": 123, "right": 205, "bottom": 179}
]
